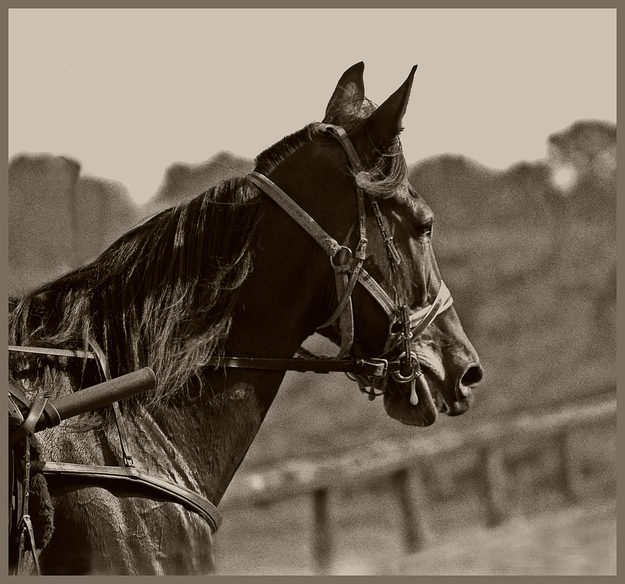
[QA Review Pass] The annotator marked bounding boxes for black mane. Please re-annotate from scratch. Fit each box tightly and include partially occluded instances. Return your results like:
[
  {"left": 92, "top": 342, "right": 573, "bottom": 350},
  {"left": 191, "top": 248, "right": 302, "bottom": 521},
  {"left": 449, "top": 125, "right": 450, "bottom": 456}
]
[{"left": 9, "top": 176, "right": 263, "bottom": 408}]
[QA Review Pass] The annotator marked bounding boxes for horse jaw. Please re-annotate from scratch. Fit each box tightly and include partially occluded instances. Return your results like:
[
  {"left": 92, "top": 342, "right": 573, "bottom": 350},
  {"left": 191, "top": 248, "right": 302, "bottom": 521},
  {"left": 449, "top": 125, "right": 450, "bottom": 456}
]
[{"left": 383, "top": 381, "right": 439, "bottom": 427}]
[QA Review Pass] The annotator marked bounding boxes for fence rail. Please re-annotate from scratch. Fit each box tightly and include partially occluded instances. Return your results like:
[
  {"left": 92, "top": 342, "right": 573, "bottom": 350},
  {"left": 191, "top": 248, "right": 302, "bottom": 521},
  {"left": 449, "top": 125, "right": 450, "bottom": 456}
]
[{"left": 222, "top": 393, "right": 616, "bottom": 574}]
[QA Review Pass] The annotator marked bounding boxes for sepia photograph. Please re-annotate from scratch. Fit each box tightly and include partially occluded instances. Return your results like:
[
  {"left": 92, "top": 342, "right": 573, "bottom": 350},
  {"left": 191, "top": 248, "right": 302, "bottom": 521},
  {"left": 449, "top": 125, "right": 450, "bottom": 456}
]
[{"left": 8, "top": 7, "right": 616, "bottom": 576}]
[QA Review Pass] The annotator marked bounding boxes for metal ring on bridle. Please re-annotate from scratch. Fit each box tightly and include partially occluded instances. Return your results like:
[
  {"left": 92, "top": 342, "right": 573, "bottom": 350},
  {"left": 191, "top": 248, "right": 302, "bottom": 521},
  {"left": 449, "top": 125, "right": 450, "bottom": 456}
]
[
  {"left": 391, "top": 351, "right": 421, "bottom": 383},
  {"left": 330, "top": 245, "right": 354, "bottom": 271}
]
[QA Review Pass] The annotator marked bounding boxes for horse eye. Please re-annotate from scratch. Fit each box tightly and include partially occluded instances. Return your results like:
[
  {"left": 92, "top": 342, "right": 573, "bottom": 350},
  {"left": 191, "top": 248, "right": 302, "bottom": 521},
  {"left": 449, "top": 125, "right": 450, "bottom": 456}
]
[{"left": 417, "top": 220, "right": 433, "bottom": 239}]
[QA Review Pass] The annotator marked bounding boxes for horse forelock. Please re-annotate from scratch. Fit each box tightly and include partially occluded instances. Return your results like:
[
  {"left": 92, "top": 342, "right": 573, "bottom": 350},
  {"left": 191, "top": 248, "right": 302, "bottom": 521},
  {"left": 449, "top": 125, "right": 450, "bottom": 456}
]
[
  {"left": 353, "top": 140, "right": 409, "bottom": 200},
  {"left": 255, "top": 115, "right": 408, "bottom": 203},
  {"left": 8, "top": 176, "right": 263, "bottom": 412}
]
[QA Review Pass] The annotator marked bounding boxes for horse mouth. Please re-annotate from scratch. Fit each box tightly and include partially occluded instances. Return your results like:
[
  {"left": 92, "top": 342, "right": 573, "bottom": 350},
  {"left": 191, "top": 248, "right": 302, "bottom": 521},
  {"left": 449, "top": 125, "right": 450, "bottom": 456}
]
[{"left": 382, "top": 360, "right": 474, "bottom": 427}]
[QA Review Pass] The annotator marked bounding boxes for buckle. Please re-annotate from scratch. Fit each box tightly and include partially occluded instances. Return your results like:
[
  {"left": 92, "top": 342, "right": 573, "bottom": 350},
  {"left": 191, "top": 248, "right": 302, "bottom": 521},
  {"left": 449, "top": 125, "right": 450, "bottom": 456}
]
[
  {"left": 355, "top": 237, "right": 368, "bottom": 261},
  {"left": 356, "top": 358, "right": 388, "bottom": 378}
]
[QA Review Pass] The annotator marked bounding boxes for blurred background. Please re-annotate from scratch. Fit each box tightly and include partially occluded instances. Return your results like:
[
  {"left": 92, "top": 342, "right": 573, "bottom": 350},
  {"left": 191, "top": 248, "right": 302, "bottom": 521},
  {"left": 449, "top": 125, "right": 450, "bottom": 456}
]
[{"left": 8, "top": 8, "right": 616, "bottom": 577}]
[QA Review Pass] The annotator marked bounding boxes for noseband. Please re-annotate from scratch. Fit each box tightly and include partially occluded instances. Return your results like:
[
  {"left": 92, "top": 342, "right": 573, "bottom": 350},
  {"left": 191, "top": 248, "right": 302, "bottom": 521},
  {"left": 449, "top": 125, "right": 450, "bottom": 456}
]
[{"left": 218, "top": 123, "right": 453, "bottom": 406}]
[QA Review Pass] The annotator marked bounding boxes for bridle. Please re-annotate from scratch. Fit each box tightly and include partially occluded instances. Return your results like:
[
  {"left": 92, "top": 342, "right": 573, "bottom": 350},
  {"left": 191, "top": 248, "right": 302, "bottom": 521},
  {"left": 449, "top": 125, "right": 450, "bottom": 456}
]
[
  {"left": 216, "top": 123, "right": 454, "bottom": 407},
  {"left": 8, "top": 123, "right": 454, "bottom": 573}
]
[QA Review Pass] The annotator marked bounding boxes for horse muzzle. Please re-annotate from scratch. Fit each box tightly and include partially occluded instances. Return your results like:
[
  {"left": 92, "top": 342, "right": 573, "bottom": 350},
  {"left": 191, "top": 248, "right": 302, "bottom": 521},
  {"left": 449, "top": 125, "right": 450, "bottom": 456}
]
[{"left": 381, "top": 345, "right": 482, "bottom": 427}]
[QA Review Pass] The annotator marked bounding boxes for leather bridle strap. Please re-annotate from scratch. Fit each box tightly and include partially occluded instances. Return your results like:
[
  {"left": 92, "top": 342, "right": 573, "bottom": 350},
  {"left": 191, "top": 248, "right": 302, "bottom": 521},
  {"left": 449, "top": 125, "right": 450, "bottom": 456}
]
[
  {"left": 217, "top": 355, "right": 399, "bottom": 378},
  {"left": 408, "top": 280, "right": 454, "bottom": 336},
  {"left": 87, "top": 338, "right": 136, "bottom": 468},
  {"left": 248, "top": 150, "right": 368, "bottom": 360},
  {"left": 247, "top": 171, "right": 343, "bottom": 258}
]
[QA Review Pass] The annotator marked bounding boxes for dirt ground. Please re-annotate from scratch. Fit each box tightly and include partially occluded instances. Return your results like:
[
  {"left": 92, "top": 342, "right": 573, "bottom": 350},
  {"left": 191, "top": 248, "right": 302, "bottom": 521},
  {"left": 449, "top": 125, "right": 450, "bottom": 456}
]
[
  {"left": 377, "top": 500, "right": 616, "bottom": 576},
  {"left": 213, "top": 488, "right": 615, "bottom": 575},
  {"left": 213, "top": 413, "right": 615, "bottom": 576}
]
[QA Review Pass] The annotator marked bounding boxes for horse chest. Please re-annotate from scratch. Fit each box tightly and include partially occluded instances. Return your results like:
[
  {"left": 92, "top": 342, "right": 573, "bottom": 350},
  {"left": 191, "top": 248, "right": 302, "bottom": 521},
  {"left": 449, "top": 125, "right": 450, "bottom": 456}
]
[{"left": 42, "top": 487, "right": 215, "bottom": 575}]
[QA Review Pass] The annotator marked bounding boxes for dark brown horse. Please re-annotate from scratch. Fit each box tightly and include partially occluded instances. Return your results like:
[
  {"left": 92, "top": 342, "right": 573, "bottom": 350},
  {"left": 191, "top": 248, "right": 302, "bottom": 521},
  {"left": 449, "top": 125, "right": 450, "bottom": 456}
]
[{"left": 8, "top": 63, "right": 482, "bottom": 574}]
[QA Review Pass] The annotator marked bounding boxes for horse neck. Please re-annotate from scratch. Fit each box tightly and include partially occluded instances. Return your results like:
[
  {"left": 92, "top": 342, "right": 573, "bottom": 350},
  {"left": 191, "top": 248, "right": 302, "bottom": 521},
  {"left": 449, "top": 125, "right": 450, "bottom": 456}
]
[{"left": 147, "top": 200, "right": 335, "bottom": 505}]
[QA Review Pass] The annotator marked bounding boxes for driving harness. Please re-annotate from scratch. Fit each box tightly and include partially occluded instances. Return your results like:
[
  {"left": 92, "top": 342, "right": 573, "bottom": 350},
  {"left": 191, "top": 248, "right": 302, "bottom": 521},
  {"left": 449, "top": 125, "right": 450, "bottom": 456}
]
[
  {"left": 8, "top": 122, "right": 453, "bottom": 574},
  {"left": 8, "top": 342, "right": 221, "bottom": 575}
]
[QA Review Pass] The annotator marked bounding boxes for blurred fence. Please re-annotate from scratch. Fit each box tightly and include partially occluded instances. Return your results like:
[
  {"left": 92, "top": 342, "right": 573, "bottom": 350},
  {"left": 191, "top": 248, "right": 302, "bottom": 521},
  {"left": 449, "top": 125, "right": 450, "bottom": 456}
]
[{"left": 222, "top": 391, "right": 616, "bottom": 574}]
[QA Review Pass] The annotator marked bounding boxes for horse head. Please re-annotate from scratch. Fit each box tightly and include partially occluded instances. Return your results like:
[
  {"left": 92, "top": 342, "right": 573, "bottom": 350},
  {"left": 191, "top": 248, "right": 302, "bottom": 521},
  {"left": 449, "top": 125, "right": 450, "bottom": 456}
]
[
  {"left": 323, "top": 62, "right": 484, "bottom": 427},
  {"left": 240, "top": 62, "right": 483, "bottom": 428}
]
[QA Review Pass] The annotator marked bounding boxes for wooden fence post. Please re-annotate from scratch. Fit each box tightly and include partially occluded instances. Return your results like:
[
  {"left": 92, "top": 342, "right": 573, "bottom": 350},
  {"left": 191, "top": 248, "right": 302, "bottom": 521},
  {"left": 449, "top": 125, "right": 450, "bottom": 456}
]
[
  {"left": 390, "top": 467, "right": 430, "bottom": 554},
  {"left": 312, "top": 488, "right": 332, "bottom": 574},
  {"left": 555, "top": 429, "right": 584, "bottom": 504},
  {"left": 479, "top": 445, "right": 508, "bottom": 527}
]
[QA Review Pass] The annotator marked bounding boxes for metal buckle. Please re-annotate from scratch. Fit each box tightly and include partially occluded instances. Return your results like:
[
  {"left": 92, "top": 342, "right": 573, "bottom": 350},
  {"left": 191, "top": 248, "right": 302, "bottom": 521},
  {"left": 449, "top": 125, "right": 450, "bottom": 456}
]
[
  {"left": 355, "top": 237, "right": 368, "bottom": 261},
  {"left": 357, "top": 358, "right": 389, "bottom": 378}
]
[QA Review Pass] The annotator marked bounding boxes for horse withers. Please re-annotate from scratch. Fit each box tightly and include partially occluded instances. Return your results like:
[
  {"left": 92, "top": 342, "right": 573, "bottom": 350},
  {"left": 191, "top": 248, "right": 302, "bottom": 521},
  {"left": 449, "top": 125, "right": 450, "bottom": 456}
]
[{"left": 8, "top": 62, "right": 482, "bottom": 574}]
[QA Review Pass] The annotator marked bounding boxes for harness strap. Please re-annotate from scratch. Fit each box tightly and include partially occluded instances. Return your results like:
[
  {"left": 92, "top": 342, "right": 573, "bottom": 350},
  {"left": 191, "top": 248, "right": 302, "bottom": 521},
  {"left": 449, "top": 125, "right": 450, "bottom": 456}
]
[
  {"left": 8, "top": 347, "right": 222, "bottom": 535},
  {"left": 29, "top": 461, "right": 222, "bottom": 534},
  {"left": 318, "top": 124, "right": 364, "bottom": 171},
  {"left": 248, "top": 169, "right": 366, "bottom": 360},
  {"left": 16, "top": 434, "right": 41, "bottom": 575},
  {"left": 87, "top": 339, "right": 135, "bottom": 467},
  {"left": 9, "top": 396, "right": 48, "bottom": 448},
  {"left": 357, "top": 268, "right": 397, "bottom": 317},
  {"left": 17, "top": 514, "right": 40, "bottom": 575},
  {"left": 8, "top": 345, "right": 96, "bottom": 359},
  {"left": 333, "top": 271, "right": 355, "bottom": 359}
]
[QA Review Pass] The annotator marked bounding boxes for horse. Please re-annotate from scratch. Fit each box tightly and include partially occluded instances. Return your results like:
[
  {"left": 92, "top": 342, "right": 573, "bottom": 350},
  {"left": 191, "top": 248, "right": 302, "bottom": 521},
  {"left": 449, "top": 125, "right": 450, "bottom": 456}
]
[{"left": 8, "top": 62, "right": 483, "bottom": 575}]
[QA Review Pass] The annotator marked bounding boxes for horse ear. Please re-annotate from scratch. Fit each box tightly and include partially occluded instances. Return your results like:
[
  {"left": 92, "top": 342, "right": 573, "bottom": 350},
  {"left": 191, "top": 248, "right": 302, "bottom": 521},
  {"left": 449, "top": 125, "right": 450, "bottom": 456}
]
[
  {"left": 351, "top": 65, "right": 418, "bottom": 161},
  {"left": 323, "top": 62, "right": 366, "bottom": 125}
]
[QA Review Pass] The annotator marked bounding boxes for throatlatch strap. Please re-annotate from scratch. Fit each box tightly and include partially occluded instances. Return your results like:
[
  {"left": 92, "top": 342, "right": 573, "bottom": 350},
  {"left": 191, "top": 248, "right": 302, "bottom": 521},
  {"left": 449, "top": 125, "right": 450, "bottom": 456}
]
[
  {"left": 247, "top": 172, "right": 342, "bottom": 258},
  {"left": 247, "top": 168, "right": 364, "bottom": 360}
]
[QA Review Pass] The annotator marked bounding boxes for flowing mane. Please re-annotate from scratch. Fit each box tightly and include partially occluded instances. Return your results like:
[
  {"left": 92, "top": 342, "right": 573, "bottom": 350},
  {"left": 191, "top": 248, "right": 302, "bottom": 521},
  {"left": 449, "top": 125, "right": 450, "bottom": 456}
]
[
  {"left": 9, "top": 176, "right": 263, "bottom": 409},
  {"left": 254, "top": 123, "right": 319, "bottom": 174}
]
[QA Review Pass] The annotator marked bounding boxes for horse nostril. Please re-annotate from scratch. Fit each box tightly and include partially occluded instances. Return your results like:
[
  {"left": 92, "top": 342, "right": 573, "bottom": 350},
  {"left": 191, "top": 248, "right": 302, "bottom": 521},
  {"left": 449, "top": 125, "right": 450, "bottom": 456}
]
[{"left": 461, "top": 364, "right": 483, "bottom": 388}]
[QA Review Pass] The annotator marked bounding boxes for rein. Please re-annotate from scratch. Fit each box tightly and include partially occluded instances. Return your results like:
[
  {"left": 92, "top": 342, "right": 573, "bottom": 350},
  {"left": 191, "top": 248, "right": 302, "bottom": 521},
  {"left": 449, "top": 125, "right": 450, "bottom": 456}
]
[{"left": 214, "top": 123, "right": 453, "bottom": 405}]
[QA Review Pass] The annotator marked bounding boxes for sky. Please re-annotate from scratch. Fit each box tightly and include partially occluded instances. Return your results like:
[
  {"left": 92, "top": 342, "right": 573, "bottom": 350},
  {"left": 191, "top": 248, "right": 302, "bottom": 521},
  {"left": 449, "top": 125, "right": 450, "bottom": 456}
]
[{"left": 8, "top": 8, "right": 616, "bottom": 204}]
